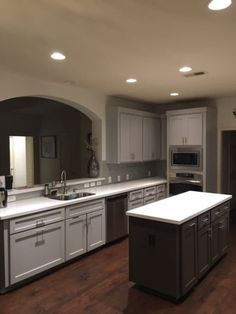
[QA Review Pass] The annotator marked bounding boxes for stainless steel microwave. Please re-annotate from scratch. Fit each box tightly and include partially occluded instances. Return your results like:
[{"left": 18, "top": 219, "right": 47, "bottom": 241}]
[{"left": 169, "top": 146, "right": 203, "bottom": 171}]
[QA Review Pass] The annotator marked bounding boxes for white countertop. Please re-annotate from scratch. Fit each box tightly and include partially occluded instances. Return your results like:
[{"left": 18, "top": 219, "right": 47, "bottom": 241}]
[
  {"left": 126, "top": 191, "right": 232, "bottom": 225},
  {"left": 0, "top": 177, "right": 166, "bottom": 220}
]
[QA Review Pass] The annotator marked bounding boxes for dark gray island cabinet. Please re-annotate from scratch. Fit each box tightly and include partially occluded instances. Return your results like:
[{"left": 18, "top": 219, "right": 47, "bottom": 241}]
[{"left": 127, "top": 191, "right": 232, "bottom": 301}]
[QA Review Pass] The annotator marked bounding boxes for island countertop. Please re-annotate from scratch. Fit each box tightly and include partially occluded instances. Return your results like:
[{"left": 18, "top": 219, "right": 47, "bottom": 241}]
[{"left": 126, "top": 191, "right": 232, "bottom": 225}]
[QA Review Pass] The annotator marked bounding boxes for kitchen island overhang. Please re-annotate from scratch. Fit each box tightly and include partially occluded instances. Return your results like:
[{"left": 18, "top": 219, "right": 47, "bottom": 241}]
[{"left": 126, "top": 191, "right": 232, "bottom": 301}]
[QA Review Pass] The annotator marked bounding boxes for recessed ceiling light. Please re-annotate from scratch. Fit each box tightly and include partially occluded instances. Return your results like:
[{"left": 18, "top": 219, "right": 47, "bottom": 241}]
[
  {"left": 126, "top": 78, "right": 137, "bottom": 83},
  {"left": 179, "top": 66, "right": 192, "bottom": 73},
  {"left": 208, "top": 0, "right": 232, "bottom": 10},
  {"left": 170, "top": 92, "right": 179, "bottom": 97},
  {"left": 50, "top": 52, "right": 66, "bottom": 60}
]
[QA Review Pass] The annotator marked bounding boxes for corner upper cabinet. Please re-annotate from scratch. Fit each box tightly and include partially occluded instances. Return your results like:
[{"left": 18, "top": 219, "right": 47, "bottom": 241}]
[
  {"left": 106, "top": 107, "right": 160, "bottom": 163},
  {"left": 168, "top": 113, "right": 203, "bottom": 146}
]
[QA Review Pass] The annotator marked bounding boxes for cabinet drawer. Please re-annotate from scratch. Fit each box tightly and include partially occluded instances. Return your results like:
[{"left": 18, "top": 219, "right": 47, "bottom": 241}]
[
  {"left": 198, "top": 212, "right": 210, "bottom": 230},
  {"left": 66, "top": 199, "right": 105, "bottom": 218},
  {"left": 10, "top": 221, "right": 65, "bottom": 284},
  {"left": 128, "top": 199, "right": 144, "bottom": 210},
  {"left": 143, "top": 186, "right": 156, "bottom": 197},
  {"left": 156, "top": 192, "right": 166, "bottom": 201},
  {"left": 143, "top": 195, "right": 156, "bottom": 205},
  {"left": 10, "top": 208, "right": 65, "bottom": 234},
  {"left": 219, "top": 202, "right": 230, "bottom": 216},
  {"left": 211, "top": 206, "right": 222, "bottom": 222},
  {"left": 129, "top": 189, "right": 144, "bottom": 201},
  {"left": 156, "top": 184, "right": 166, "bottom": 193}
]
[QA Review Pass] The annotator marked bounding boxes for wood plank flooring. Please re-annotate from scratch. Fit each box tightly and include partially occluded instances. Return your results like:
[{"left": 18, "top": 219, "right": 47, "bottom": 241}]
[{"left": 1, "top": 212, "right": 236, "bottom": 314}]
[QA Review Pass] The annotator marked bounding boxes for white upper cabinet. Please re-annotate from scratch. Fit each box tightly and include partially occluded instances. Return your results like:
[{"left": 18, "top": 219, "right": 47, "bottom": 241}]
[
  {"left": 143, "top": 117, "right": 161, "bottom": 161},
  {"left": 168, "top": 113, "right": 202, "bottom": 146},
  {"left": 106, "top": 107, "right": 161, "bottom": 163},
  {"left": 120, "top": 113, "right": 143, "bottom": 162}
]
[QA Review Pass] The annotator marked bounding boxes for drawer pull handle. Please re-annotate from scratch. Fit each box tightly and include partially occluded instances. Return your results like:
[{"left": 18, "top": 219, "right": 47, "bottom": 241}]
[
  {"left": 188, "top": 222, "right": 196, "bottom": 228},
  {"left": 215, "top": 211, "right": 220, "bottom": 216},
  {"left": 202, "top": 218, "right": 209, "bottom": 223},
  {"left": 36, "top": 220, "right": 45, "bottom": 227},
  {"left": 207, "top": 228, "right": 212, "bottom": 238}
]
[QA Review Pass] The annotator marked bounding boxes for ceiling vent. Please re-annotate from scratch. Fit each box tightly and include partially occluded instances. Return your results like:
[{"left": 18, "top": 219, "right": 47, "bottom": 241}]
[{"left": 184, "top": 71, "right": 207, "bottom": 78}]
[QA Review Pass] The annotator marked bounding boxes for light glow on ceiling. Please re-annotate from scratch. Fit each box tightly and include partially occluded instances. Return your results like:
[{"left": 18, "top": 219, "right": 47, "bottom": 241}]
[
  {"left": 50, "top": 52, "right": 66, "bottom": 60},
  {"left": 179, "top": 66, "right": 192, "bottom": 73},
  {"left": 208, "top": 0, "right": 232, "bottom": 10},
  {"left": 170, "top": 92, "right": 179, "bottom": 97},
  {"left": 126, "top": 78, "right": 137, "bottom": 83}
]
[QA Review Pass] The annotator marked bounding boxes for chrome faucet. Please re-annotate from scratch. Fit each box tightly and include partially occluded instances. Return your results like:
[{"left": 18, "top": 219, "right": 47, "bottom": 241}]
[{"left": 60, "top": 170, "right": 67, "bottom": 194}]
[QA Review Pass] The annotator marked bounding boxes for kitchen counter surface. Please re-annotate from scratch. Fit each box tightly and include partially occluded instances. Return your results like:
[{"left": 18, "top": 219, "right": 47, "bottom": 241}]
[
  {"left": 0, "top": 177, "right": 166, "bottom": 220},
  {"left": 126, "top": 191, "right": 232, "bottom": 225}
]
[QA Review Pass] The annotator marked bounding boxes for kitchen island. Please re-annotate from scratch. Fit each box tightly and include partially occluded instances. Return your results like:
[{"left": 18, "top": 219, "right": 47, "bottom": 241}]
[{"left": 127, "top": 191, "right": 232, "bottom": 301}]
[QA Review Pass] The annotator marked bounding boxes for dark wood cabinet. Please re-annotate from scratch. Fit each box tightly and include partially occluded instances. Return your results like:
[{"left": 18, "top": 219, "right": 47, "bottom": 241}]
[
  {"left": 181, "top": 219, "right": 198, "bottom": 295},
  {"left": 129, "top": 201, "right": 230, "bottom": 301},
  {"left": 198, "top": 225, "right": 211, "bottom": 278}
]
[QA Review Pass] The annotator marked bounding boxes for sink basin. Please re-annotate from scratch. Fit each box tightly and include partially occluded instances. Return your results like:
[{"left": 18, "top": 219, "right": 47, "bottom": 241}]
[{"left": 49, "top": 192, "right": 95, "bottom": 201}]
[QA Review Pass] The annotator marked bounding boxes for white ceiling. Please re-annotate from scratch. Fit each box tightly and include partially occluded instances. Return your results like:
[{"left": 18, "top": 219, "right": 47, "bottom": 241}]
[{"left": 1, "top": 0, "right": 236, "bottom": 103}]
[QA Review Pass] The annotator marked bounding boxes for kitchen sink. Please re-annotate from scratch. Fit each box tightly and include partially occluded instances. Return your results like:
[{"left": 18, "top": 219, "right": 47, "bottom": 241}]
[{"left": 49, "top": 192, "right": 95, "bottom": 201}]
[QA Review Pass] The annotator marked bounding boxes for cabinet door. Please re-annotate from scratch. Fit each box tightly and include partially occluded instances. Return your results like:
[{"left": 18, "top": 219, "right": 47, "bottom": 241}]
[
  {"left": 168, "top": 115, "right": 186, "bottom": 145},
  {"left": 87, "top": 210, "right": 105, "bottom": 252},
  {"left": 198, "top": 226, "right": 211, "bottom": 279},
  {"left": 181, "top": 219, "right": 198, "bottom": 295},
  {"left": 143, "top": 117, "right": 160, "bottom": 161},
  {"left": 186, "top": 114, "right": 202, "bottom": 145},
  {"left": 66, "top": 214, "right": 87, "bottom": 261},
  {"left": 120, "top": 113, "right": 143, "bottom": 162},
  {"left": 10, "top": 222, "right": 65, "bottom": 284},
  {"left": 219, "top": 214, "right": 229, "bottom": 256},
  {"left": 211, "top": 220, "right": 221, "bottom": 265}
]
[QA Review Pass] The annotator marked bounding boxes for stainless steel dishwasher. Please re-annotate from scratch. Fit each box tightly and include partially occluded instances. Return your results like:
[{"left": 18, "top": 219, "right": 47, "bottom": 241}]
[{"left": 106, "top": 193, "right": 128, "bottom": 243}]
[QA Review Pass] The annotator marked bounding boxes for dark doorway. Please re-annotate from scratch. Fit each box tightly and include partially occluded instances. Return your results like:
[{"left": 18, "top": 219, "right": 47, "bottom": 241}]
[{"left": 221, "top": 130, "right": 236, "bottom": 210}]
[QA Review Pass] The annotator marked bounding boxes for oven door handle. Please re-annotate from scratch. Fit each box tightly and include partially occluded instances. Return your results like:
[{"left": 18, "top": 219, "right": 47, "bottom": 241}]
[{"left": 169, "top": 179, "right": 202, "bottom": 185}]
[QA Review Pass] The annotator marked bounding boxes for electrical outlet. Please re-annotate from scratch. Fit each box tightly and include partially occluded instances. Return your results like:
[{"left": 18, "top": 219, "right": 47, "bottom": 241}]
[
  {"left": 96, "top": 181, "right": 102, "bottom": 186},
  {"left": 8, "top": 195, "right": 16, "bottom": 202},
  {"left": 90, "top": 182, "right": 96, "bottom": 187},
  {"left": 117, "top": 175, "right": 121, "bottom": 182},
  {"left": 148, "top": 170, "right": 151, "bottom": 177},
  {"left": 84, "top": 183, "right": 90, "bottom": 188},
  {"left": 126, "top": 174, "right": 130, "bottom": 181},
  {"left": 108, "top": 176, "right": 112, "bottom": 184}
]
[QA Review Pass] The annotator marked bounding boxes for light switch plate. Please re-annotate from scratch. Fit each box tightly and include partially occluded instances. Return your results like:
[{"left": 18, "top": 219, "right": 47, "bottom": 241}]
[
  {"left": 126, "top": 174, "right": 130, "bottom": 181},
  {"left": 90, "top": 182, "right": 96, "bottom": 187},
  {"left": 108, "top": 176, "right": 112, "bottom": 184},
  {"left": 117, "top": 175, "right": 121, "bottom": 182},
  {"left": 84, "top": 183, "right": 90, "bottom": 188},
  {"left": 96, "top": 181, "right": 102, "bottom": 186},
  {"left": 148, "top": 170, "right": 151, "bottom": 177}
]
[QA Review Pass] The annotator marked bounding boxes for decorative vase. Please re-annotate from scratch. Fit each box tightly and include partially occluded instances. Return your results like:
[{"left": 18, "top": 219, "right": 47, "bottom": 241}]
[{"left": 88, "top": 151, "right": 99, "bottom": 178}]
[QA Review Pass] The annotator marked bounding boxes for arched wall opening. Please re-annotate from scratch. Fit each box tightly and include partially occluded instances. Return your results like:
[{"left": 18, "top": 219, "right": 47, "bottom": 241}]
[{"left": 0, "top": 95, "right": 103, "bottom": 187}]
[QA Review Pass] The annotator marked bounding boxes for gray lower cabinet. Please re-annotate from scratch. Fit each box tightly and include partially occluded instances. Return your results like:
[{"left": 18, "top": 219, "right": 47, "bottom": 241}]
[
  {"left": 87, "top": 210, "right": 104, "bottom": 251},
  {"left": 65, "top": 199, "right": 105, "bottom": 261},
  {"left": 66, "top": 214, "right": 87, "bottom": 260},
  {"left": 10, "top": 221, "right": 65, "bottom": 284}
]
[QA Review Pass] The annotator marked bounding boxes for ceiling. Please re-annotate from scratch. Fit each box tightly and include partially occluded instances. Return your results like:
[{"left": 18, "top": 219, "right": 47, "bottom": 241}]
[{"left": 1, "top": 0, "right": 236, "bottom": 103}]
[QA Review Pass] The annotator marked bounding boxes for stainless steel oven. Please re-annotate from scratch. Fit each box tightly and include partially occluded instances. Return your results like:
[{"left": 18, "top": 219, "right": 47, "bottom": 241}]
[
  {"left": 169, "top": 172, "right": 203, "bottom": 196},
  {"left": 170, "top": 146, "right": 202, "bottom": 172}
]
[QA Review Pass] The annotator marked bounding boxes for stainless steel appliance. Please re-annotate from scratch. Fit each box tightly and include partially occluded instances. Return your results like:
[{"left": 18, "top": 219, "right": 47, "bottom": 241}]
[
  {"left": 0, "top": 188, "right": 8, "bottom": 207},
  {"left": 170, "top": 146, "right": 202, "bottom": 172},
  {"left": 169, "top": 172, "right": 203, "bottom": 196},
  {"left": 106, "top": 193, "right": 128, "bottom": 243}
]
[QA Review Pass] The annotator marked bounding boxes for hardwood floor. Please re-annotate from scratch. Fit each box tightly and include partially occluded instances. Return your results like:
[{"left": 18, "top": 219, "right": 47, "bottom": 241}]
[{"left": 1, "top": 212, "right": 236, "bottom": 314}]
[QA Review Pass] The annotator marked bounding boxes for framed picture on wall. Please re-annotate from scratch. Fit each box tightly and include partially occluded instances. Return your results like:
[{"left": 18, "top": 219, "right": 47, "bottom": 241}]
[{"left": 41, "top": 136, "right": 57, "bottom": 158}]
